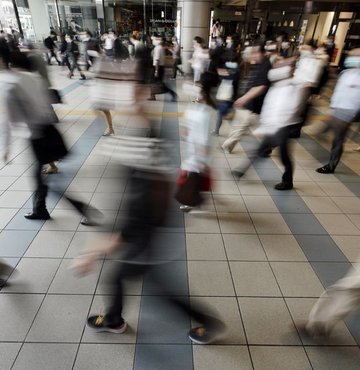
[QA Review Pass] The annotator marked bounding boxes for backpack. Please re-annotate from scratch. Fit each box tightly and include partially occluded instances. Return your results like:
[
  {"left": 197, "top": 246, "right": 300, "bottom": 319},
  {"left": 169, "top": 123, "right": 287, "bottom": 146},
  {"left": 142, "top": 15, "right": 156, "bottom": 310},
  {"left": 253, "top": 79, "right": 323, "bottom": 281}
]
[{"left": 43, "top": 37, "right": 53, "bottom": 49}]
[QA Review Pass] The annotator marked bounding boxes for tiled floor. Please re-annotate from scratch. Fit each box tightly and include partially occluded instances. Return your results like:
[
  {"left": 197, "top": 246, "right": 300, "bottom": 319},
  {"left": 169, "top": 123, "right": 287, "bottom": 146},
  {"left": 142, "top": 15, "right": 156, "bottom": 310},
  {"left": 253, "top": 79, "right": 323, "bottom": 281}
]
[{"left": 0, "top": 67, "right": 359, "bottom": 369}]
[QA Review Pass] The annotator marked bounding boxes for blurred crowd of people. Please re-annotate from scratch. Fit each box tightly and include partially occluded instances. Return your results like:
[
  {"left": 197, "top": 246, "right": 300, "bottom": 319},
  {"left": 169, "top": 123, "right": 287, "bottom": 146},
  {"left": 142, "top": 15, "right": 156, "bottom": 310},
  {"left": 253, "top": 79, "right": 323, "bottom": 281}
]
[{"left": 0, "top": 22, "right": 359, "bottom": 347}]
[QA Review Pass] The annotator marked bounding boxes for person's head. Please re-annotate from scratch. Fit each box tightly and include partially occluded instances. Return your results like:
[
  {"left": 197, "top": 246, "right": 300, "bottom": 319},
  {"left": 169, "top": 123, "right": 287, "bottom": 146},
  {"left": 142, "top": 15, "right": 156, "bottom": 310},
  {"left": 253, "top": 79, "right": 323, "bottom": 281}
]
[
  {"left": 344, "top": 48, "right": 360, "bottom": 69},
  {"left": 65, "top": 34, "right": 73, "bottom": 43},
  {"left": 215, "top": 18, "right": 221, "bottom": 25},
  {"left": 193, "top": 36, "right": 203, "bottom": 49},
  {"left": 226, "top": 34, "right": 239, "bottom": 49},
  {"left": 216, "top": 36, "right": 223, "bottom": 46},
  {"left": 251, "top": 43, "right": 266, "bottom": 64},
  {"left": 268, "top": 57, "right": 296, "bottom": 82},
  {"left": 299, "top": 42, "right": 314, "bottom": 58},
  {"left": 50, "top": 30, "right": 57, "bottom": 39}
]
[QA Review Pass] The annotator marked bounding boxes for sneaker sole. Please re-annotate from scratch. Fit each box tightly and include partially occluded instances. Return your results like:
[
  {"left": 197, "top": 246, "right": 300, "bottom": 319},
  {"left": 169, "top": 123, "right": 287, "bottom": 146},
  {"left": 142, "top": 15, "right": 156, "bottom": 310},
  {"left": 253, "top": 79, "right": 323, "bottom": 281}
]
[{"left": 92, "top": 322, "right": 128, "bottom": 334}]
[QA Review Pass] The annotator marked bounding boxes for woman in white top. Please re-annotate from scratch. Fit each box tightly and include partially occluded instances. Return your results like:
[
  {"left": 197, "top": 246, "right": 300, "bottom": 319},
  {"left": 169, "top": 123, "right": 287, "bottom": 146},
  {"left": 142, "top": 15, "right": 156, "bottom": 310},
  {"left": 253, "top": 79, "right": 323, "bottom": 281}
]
[{"left": 189, "top": 36, "right": 209, "bottom": 84}]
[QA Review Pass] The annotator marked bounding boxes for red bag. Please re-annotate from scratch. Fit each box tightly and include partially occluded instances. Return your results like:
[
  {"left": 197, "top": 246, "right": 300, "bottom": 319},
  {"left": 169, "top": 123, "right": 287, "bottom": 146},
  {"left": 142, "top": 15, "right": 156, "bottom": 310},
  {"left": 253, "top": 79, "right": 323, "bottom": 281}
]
[{"left": 200, "top": 169, "right": 212, "bottom": 192}]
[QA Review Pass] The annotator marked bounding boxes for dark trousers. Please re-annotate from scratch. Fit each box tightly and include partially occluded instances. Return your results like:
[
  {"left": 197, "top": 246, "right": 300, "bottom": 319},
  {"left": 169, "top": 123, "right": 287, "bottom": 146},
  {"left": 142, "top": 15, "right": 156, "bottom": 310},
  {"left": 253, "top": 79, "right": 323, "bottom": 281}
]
[
  {"left": 46, "top": 49, "right": 60, "bottom": 65},
  {"left": 215, "top": 101, "right": 233, "bottom": 134},
  {"left": 327, "top": 116, "right": 351, "bottom": 171},
  {"left": 64, "top": 54, "right": 83, "bottom": 75},
  {"left": 172, "top": 59, "right": 183, "bottom": 78},
  {"left": 106, "top": 253, "right": 217, "bottom": 330},
  {"left": 151, "top": 66, "right": 176, "bottom": 98},
  {"left": 237, "top": 125, "right": 295, "bottom": 185},
  {"left": 33, "top": 159, "right": 48, "bottom": 213}
]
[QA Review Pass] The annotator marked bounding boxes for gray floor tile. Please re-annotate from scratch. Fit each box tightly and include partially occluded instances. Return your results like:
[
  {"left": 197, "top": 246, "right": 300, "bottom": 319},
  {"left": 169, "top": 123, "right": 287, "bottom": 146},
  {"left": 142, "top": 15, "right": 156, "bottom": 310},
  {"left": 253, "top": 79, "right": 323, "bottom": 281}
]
[
  {"left": 282, "top": 214, "right": 327, "bottom": 235},
  {"left": 88, "top": 192, "right": 123, "bottom": 211},
  {"left": 239, "top": 297, "right": 301, "bottom": 345},
  {"left": 305, "top": 346, "right": 360, "bottom": 370},
  {"left": 82, "top": 295, "right": 140, "bottom": 344},
  {"left": 271, "top": 195, "right": 311, "bottom": 214},
  {"left": 231, "top": 262, "right": 282, "bottom": 297},
  {"left": 311, "top": 262, "right": 351, "bottom": 289},
  {"left": 218, "top": 213, "right": 256, "bottom": 234},
  {"left": 0, "top": 176, "right": 17, "bottom": 190},
  {"left": 250, "top": 346, "right": 311, "bottom": 370},
  {"left": 76, "top": 165, "right": 106, "bottom": 178},
  {"left": 67, "top": 177, "right": 100, "bottom": 193},
  {"left": 95, "top": 178, "right": 126, "bottom": 193},
  {"left": 271, "top": 262, "right": 325, "bottom": 297},
  {"left": 0, "top": 230, "right": 37, "bottom": 257},
  {"left": 191, "top": 297, "right": 246, "bottom": 344},
  {"left": 134, "top": 344, "right": 192, "bottom": 370},
  {"left": 0, "top": 342, "right": 21, "bottom": 369},
  {"left": 223, "top": 234, "right": 267, "bottom": 261},
  {"left": 0, "top": 293, "right": 44, "bottom": 341},
  {"left": 184, "top": 213, "right": 220, "bottom": 234},
  {"left": 212, "top": 180, "right": 240, "bottom": 195},
  {"left": 0, "top": 208, "right": 18, "bottom": 229},
  {"left": 250, "top": 213, "right": 291, "bottom": 234},
  {"left": 186, "top": 234, "right": 226, "bottom": 260},
  {"left": 259, "top": 235, "right": 307, "bottom": 261},
  {"left": 55, "top": 192, "right": 93, "bottom": 210},
  {"left": 193, "top": 345, "right": 252, "bottom": 370},
  {"left": 213, "top": 194, "right": 247, "bottom": 213},
  {"left": 42, "top": 209, "right": 82, "bottom": 231},
  {"left": 64, "top": 231, "right": 110, "bottom": 258},
  {"left": 286, "top": 298, "right": 357, "bottom": 346},
  {"left": 319, "top": 182, "right": 355, "bottom": 197},
  {"left": 238, "top": 181, "right": 269, "bottom": 195},
  {"left": 74, "top": 344, "right": 135, "bottom": 370},
  {"left": 302, "top": 196, "right": 343, "bottom": 214},
  {"left": 25, "top": 231, "right": 75, "bottom": 258},
  {"left": 12, "top": 343, "right": 78, "bottom": 370},
  {"left": 188, "top": 261, "right": 234, "bottom": 296},
  {"left": 295, "top": 235, "right": 348, "bottom": 262},
  {"left": 5, "top": 209, "right": 45, "bottom": 231},
  {"left": 137, "top": 296, "right": 191, "bottom": 344},
  {"left": 3, "top": 258, "right": 61, "bottom": 294},
  {"left": 0, "top": 191, "right": 32, "bottom": 208},
  {"left": 243, "top": 195, "right": 278, "bottom": 213},
  {"left": 77, "top": 210, "right": 117, "bottom": 232},
  {"left": 331, "top": 235, "right": 360, "bottom": 262},
  {"left": 26, "top": 294, "right": 92, "bottom": 342},
  {"left": 48, "top": 259, "right": 101, "bottom": 294}
]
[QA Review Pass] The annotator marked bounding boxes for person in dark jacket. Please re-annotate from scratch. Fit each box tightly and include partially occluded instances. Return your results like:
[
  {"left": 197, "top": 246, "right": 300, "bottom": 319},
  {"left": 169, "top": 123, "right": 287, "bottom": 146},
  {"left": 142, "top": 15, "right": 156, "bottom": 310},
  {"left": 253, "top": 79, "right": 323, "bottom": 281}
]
[
  {"left": 63, "top": 34, "right": 86, "bottom": 80},
  {"left": 44, "top": 31, "right": 61, "bottom": 65}
]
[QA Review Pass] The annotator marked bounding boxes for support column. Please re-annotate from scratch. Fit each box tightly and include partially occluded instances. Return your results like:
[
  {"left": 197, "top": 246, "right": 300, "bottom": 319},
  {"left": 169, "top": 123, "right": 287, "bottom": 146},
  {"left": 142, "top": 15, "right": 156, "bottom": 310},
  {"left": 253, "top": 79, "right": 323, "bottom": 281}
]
[
  {"left": 27, "top": 0, "right": 51, "bottom": 41},
  {"left": 178, "top": 0, "right": 213, "bottom": 74}
]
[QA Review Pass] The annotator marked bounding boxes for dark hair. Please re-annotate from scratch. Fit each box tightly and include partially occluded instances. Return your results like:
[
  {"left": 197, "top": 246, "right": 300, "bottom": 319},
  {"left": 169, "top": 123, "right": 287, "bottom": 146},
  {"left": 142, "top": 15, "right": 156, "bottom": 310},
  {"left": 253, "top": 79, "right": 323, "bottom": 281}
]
[
  {"left": 50, "top": 31, "right": 57, "bottom": 37},
  {"left": 86, "top": 31, "right": 92, "bottom": 37},
  {"left": 9, "top": 51, "right": 32, "bottom": 70},
  {"left": 305, "top": 39, "right": 317, "bottom": 49},
  {"left": 194, "top": 36, "right": 204, "bottom": 45}
]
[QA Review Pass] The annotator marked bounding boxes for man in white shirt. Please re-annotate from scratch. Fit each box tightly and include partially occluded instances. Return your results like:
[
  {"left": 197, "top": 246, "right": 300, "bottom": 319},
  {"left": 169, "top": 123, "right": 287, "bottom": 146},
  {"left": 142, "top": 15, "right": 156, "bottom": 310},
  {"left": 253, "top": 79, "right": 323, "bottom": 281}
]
[
  {"left": 149, "top": 35, "right": 177, "bottom": 101},
  {"left": 315, "top": 48, "right": 360, "bottom": 174},
  {"left": 211, "top": 19, "right": 224, "bottom": 39}
]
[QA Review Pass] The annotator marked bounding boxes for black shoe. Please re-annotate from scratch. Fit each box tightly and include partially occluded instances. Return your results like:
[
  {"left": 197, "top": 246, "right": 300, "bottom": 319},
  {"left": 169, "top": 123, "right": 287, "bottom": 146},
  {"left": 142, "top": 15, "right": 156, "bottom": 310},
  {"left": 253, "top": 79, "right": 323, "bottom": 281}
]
[
  {"left": 24, "top": 210, "right": 50, "bottom": 220},
  {"left": 274, "top": 182, "right": 293, "bottom": 191},
  {"left": 316, "top": 165, "right": 334, "bottom": 174},
  {"left": 87, "top": 314, "right": 128, "bottom": 334},
  {"left": 171, "top": 93, "right": 178, "bottom": 102},
  {"left": 231, "top": 170, "right": 244, "bottom": 179},
  {"left": 80, "top": 75, "right": 86, "bottom": 80},
  {"left": 0, "top": 278, "right": 6, "bottom": 288}
]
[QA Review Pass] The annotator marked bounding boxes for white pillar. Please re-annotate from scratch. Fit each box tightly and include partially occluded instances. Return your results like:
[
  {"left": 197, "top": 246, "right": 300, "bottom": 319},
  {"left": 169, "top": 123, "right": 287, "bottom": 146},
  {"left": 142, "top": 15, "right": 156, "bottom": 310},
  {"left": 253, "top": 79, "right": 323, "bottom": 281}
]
[
  {"left": 27, "top": 0, "right": 51, "bottom": 41},
  {"left": 178, "top": 0, "right": 213, "bottom": 73}
]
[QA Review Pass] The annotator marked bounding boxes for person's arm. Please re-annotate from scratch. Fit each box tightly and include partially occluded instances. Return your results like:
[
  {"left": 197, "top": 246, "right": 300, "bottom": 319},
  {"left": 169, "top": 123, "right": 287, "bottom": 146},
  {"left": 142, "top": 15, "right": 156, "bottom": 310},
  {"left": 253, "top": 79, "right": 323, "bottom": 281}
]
[{"left": 234, "top": 85, "right": 267, "bottom": 107}]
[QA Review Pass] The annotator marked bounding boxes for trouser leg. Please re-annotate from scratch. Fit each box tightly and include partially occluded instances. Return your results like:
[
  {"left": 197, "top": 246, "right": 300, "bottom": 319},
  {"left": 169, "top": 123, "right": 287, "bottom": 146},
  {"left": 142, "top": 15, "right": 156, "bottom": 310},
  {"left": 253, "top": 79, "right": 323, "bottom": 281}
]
[
  {"left": 222, "top": 110, "right": 256, "bottom": 151},
  {"left": 278, "top": 127, "right": 293, "bottom": 184},
  {"left": 328, "top": 117, "right": 351, "bottom": 171},
  {"left": 215, "top": 102, "right": 232, "bottom": 134},
  {"left": 33, "top": 160, "right": 48, "bottom": 213},
  {"left": 307, "top": 265, "right": 360, "bottom": 334}
]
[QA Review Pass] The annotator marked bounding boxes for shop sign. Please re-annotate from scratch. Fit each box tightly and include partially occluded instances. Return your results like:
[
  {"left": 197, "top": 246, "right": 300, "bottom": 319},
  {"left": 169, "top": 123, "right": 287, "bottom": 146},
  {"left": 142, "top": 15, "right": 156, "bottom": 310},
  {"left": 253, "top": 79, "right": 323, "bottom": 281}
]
[{"left": 150, "top": 19, "right": 176, "bottom": 24}]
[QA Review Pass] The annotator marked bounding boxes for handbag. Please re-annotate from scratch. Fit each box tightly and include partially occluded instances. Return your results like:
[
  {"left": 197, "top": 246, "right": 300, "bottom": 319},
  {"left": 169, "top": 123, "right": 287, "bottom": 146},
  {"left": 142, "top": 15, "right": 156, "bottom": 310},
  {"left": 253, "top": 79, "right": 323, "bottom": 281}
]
[
  {"left": 174, "top": 171, "right": 203, "bottom": 207},
  {"left": 216, "top": 79, "right": 234, "bottom": 101},
  {"left": 31, "top": 125, "right": 68, "bottom": 165}
]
